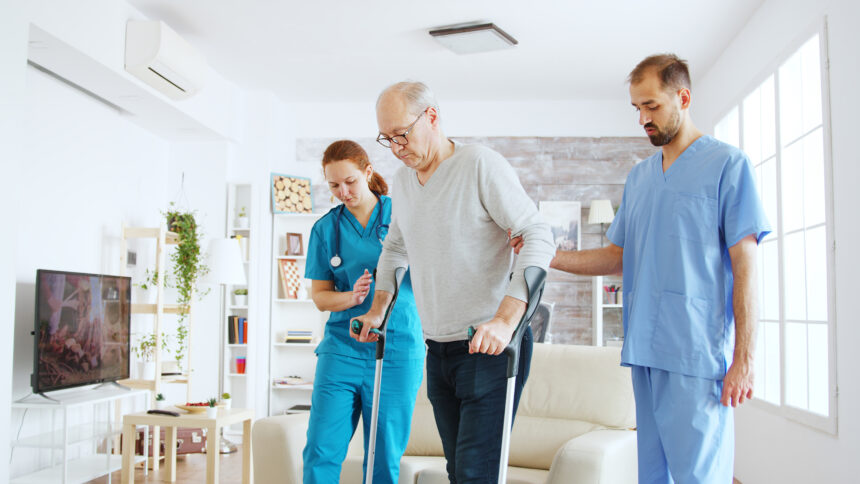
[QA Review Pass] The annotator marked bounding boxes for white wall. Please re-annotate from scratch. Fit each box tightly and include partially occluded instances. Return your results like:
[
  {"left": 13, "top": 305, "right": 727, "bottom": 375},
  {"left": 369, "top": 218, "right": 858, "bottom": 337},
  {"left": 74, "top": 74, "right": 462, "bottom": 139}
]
[
  {"left": 696, "top": 0, "right": 860, "bottom": 482},
  {"left": 10, "top": 62, "right": 172, "bottom": 476},
  {"left": 1, "top": 4, "right": 29, "bottom": 480}
]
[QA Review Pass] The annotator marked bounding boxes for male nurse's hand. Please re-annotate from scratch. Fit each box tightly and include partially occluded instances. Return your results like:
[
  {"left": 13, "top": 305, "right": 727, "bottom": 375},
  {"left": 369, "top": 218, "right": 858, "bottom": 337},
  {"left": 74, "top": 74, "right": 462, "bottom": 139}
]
[
  {"left": 469, "top": 317, "right": 515, "bottom": 356},
  {"left": 721, "top": 360, "right": 754, "bottom": 407},
  {"left": 350, "top": 269, "right": 373, "bottom": 307},
  {"left": 508, "top": 229, "right": 524, "bottom": 255}
]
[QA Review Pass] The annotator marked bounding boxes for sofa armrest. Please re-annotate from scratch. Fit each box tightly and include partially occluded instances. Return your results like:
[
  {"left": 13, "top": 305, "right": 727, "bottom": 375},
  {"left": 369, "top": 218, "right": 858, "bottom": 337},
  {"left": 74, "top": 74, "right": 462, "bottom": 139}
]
[
  {"left": 546, "top": 429, "right": 638, "bottom": 484},
  {"left": 252, "top": 413, "right": 311, "bottom": 484}
]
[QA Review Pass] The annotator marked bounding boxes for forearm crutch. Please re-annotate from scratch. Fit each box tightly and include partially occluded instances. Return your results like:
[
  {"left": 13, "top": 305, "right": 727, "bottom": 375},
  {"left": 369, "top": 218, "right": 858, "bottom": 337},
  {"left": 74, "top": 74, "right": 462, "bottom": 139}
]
[
  {"left": 468, "top": 266, "right": 547, "bottom": 484},
  {"left": 350, "top": 266, "right": 407, "bottom": 484}
]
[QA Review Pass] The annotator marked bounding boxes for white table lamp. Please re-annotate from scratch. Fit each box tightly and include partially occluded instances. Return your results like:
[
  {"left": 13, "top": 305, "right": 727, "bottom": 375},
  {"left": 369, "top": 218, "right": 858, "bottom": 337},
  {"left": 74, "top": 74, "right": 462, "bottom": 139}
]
[
  {"left": 587, "top": 200, "right": 615, "bottom": 247},
  {"left": 203, "top": 238, "right": 247, "bottom": 453}
]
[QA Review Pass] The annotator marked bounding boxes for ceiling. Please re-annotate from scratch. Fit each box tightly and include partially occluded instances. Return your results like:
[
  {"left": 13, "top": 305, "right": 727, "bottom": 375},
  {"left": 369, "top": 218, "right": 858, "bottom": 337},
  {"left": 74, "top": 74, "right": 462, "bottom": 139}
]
[{"left": 126, "top": 0, "right": 763, "bottom": 104}]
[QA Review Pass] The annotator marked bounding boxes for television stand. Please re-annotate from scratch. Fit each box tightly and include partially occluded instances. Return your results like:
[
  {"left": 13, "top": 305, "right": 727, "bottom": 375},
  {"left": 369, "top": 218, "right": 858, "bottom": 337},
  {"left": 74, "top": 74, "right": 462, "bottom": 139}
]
[
  {"left": 11, "top": 387, "right": 150, "bottom": 484},
  {"left": 15, "top": 391, "right": 61, "bottom": 404}
]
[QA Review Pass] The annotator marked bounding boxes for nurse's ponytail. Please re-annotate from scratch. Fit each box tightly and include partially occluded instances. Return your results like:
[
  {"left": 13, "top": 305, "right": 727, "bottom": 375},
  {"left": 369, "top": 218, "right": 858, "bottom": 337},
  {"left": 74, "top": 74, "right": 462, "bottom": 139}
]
[
  {"left": 322, "top": 140, "right": 389, "bottom": 196},
  {"left": 367, "top": 172, "right": 388, "bottom": 196}
]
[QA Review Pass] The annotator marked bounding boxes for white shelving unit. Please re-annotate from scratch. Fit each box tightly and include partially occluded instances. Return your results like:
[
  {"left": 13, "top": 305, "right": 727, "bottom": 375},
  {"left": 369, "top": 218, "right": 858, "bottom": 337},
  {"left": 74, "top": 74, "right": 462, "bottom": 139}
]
[
  {"left": 11, "top": 387, "right": 149, "bottom": 484},
  {"left": 592, "top": 275, "right": 623, "bottom": 347},
  {"left": 222, "top": 183, "right": 254, "bottom": 431},
  {"left": 119, "top": 224, "right": 193, "bottom": 403},
  {"left": 268, "top": 213, "right": 326, "bottom": 416}
]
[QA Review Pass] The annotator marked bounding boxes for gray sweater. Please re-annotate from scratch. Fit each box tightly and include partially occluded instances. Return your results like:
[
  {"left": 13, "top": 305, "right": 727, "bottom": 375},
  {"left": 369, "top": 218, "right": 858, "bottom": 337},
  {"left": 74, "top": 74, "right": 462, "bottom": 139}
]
[{"left": 376, "top": 141, "right": 555, "bottom": 342}]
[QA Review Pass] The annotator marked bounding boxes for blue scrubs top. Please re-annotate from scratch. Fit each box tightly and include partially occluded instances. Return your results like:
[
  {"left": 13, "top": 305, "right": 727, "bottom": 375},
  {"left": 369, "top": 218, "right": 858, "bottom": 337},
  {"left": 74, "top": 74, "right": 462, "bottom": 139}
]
[
  {"left": 305, "top": 195, "right": 425, "bottom": 361},
  {"left": 607, "top": 136, "right": 771, "bottom": 380}
]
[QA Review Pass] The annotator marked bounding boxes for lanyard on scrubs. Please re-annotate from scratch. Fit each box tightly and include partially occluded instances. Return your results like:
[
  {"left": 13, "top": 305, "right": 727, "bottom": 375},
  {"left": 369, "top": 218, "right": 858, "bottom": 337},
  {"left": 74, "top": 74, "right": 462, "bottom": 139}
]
[{"left": 330, "top": 192, "right": 389, "bottom": 268}]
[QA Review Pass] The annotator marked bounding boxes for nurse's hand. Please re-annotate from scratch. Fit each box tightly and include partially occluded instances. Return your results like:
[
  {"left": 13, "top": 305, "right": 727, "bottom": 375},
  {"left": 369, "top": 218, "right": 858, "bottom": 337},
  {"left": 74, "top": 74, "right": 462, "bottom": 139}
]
[
  {"left": 350, "top": 312, "right": 382, "bottom": 343},
  {"left": 350, "top": 269, "right": 373, "bottom": 307},
  {"left": 508, "top": 229, "right": 524, "bottom": 255},
  {"left": 721, "top": 360, "right": 754, "bottom": 407},
  {"left": 468, "top": 317, "right": 515, "bottom": 356}
]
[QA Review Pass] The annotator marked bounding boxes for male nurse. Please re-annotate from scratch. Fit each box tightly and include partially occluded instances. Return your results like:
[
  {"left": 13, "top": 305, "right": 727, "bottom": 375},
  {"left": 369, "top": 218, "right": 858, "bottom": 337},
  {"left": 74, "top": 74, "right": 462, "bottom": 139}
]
[{"left": 515, "top": 54, "right": 771, "bottom": 483}]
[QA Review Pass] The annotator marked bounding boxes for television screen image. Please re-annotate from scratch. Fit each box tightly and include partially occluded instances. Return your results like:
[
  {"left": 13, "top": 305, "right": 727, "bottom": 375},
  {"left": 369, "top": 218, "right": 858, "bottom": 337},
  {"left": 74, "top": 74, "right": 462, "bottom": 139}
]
[{"left": 34, "top": 269, "right": 131, "bottom": 393}]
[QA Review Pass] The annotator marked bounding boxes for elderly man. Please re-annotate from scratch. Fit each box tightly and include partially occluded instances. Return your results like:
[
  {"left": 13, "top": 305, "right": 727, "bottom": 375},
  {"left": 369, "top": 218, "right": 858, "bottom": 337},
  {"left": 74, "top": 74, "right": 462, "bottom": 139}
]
[
  {"left": 513, "top": 54, "right": 771, "bottom": 483},
  {"left": 352, "top": 81, "right": 555, "bottom": 483}
]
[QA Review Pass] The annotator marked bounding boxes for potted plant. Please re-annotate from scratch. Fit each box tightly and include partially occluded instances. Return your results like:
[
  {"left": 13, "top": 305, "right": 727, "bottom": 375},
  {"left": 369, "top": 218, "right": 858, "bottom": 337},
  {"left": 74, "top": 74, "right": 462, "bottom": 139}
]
[
  {"left": 206, "top": 397, "right": 218, "bottom": 418},
  {"left": 221, "top": 392, "right": 232, "bottom": 409},
  {"left": 236, "top": 206, "right": 249, "bottom": 229},
  {"left": 133, "top": 333, "right": 158, "bottom": 380},
  {"left": 133, "top": 332, "right": 168, "bottom": 380},
  {"left": 155, "top": 393, "right": 167, "bottom": 410},
  {"left": 163, "top": 203, "right": 209, "bottom": 372},
  {"left": 233, "top": 288, "right": 248, "bottom": 307}
]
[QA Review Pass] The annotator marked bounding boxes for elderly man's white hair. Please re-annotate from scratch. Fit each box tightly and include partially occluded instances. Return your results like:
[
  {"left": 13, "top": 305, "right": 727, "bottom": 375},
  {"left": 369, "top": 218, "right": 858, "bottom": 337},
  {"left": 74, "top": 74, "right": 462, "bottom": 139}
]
[{"left": 377, "top": 81, "right": 440, "bottom": 116}]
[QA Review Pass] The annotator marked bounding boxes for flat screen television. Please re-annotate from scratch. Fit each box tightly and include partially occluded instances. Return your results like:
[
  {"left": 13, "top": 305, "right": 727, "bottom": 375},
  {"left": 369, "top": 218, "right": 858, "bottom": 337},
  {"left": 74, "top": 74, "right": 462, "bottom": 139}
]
[{"left": 33, "top": 269, "right": 131, "bottom": 394}]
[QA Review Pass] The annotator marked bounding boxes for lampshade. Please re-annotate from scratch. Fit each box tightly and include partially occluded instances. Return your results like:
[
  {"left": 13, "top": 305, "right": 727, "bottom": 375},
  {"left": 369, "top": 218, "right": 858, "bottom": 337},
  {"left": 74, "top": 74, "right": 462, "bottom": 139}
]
[
  {"left": 429, "top": 23, "right": 517, "bottom": 55},
  {"left": 202, "top": 238, "right": 247, "bottom": 285},
  {"left": 587, "top": 200, "right": 615, "bottom": 224}
]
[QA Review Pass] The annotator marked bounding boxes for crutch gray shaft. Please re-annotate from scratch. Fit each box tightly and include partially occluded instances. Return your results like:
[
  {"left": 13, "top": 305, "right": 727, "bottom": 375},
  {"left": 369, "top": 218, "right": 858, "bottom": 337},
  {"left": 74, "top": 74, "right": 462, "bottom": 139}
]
[
  {"left": 365, "top": 359, "right": 384, "bottom": 483},
  {"left": 499, "top": 376, "right": 516, "bottom": 483}
]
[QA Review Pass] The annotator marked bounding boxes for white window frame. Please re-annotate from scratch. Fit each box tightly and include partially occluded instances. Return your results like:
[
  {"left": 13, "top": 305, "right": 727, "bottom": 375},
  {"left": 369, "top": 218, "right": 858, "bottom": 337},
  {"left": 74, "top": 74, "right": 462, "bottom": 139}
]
[{"left": 711, "top": 18, "right": 837, "bottom": 434}]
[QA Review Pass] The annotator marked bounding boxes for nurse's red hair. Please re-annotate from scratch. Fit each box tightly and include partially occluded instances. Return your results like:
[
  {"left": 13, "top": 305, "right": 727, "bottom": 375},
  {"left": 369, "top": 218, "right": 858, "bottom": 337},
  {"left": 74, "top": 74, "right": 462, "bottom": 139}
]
[{"left": 322, "top": 140, "right": 388, "bottom": 196}]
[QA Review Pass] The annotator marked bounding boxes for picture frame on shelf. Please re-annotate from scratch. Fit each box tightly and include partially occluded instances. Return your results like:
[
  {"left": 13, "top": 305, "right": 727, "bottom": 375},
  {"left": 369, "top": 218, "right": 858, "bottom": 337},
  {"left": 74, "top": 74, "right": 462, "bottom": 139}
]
[
  {"left": 285, "top": 232, "right": 304, "bottom": 256},
  {"left": 539, "top": 201, "right": 582, "bottom": 251},
  {"left": 278, "top": 259, "right": 302, "bottom": 299},
  {"left": 271, "top": 173, "right": 313, "bottom": 214}
]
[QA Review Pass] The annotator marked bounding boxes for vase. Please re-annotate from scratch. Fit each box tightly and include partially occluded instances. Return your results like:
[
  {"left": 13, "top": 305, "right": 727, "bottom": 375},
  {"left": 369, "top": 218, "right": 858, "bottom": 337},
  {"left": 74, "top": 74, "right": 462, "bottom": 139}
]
[
  {"left": 234, "top": 295, "right": 247, "bottom": 307},
  {"left": 222, "top": 399, "right": 232, "bottom": 410},
  {"left": 206, "top": 407, "right": 218, "bottom": 419},
  {"left": 156, "top": 400, "right": 168, "bottom": 410},
  {"left": 138, "top": 361, "right": 156, "bottom": 380},
  {"left": 237, "top": 217, "right": 249, "bottom": 229}
]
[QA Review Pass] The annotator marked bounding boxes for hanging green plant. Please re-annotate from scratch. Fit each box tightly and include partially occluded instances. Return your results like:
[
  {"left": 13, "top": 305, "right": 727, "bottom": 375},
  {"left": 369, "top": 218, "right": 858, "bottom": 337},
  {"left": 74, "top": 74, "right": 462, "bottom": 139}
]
[{"left": 163, "top": 202, "right": 209, "bottom": 372}]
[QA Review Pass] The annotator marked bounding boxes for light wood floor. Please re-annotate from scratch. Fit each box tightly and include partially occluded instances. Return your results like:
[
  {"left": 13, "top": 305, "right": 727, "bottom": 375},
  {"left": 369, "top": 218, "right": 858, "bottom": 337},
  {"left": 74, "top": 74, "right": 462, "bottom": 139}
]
[
  {"left": 85, "top": 446, "right": 745, "bottom": 483},
  {"left": 86, "top": 445, "right": 245, "bottom": 484}
]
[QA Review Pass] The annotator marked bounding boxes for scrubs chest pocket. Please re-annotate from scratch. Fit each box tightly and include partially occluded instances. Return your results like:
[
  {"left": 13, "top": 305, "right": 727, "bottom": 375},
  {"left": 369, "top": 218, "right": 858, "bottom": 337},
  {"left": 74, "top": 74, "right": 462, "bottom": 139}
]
[
  {"left": 670, "top": 192, "right": 718, "bottom": 245},
  {"left": 652, "top": 291, "right": 720, "bottom": 362}
]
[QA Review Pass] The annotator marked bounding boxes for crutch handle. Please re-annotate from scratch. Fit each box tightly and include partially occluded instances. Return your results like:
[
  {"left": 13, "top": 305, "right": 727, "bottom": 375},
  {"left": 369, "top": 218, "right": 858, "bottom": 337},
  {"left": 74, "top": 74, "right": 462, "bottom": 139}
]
[
  {"left": 467, "top": 266, "right": 547, "bottom": 378},
  {"left": 352, "top": 267, "right": 407, "bottom": 360}
]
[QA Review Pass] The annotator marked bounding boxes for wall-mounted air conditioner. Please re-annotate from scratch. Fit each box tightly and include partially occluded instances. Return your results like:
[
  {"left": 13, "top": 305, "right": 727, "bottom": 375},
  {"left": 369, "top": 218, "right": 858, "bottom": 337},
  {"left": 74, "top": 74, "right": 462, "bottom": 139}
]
[{"left": 125, "top": 20, "right": 207, "bottom": 100}]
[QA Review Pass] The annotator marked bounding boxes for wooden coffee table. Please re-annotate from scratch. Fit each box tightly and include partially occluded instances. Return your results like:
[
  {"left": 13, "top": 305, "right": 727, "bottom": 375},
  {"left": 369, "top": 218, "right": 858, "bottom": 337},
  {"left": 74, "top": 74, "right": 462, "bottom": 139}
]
[{"left": 121, "top": 407, "right": 253, "bottom": 484}]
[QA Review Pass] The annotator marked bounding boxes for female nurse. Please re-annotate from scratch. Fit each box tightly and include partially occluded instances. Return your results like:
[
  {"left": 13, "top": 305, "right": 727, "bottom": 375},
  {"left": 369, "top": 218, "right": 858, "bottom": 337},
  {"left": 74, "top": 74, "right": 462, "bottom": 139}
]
[{"left": 302, "top": 140, "right": 425, "bottom": 484}]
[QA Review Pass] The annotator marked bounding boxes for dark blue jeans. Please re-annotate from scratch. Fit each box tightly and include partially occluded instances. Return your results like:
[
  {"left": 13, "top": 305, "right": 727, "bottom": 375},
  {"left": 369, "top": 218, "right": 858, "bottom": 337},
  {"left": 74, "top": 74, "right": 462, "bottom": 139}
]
[{"left": 425, "top": 327, "right": 533, "bottom": 483}]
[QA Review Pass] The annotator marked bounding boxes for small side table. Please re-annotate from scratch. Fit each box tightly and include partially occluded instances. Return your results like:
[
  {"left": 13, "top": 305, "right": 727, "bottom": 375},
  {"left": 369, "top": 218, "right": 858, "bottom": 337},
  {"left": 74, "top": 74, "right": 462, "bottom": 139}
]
[{"left": 121, "top": 407, "right": 253, "bottom": 484}]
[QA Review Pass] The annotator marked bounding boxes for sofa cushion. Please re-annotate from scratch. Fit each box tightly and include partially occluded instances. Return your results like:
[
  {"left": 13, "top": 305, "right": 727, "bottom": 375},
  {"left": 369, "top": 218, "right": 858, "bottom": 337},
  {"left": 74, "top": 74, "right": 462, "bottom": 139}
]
[
  {"left": 519, "top": 344, "right": 635, "bottom": 430},
  {"left": 506, "top": 344, "right": 635, "bottom": 469}
]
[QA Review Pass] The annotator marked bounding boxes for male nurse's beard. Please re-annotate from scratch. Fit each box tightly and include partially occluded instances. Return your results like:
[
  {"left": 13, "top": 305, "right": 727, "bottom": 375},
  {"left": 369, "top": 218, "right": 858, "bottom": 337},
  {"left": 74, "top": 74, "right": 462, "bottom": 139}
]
[{"left": 645, "top": 110, "right": 681, "bottom": 147}]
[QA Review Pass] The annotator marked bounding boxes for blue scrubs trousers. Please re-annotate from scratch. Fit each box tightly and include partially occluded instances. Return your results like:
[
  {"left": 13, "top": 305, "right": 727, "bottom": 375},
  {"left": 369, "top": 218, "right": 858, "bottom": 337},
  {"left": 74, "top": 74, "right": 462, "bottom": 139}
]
[
  {"left": 425, "top": 327, "right": 532, "bottom": 483},
  {"left": 303, "top": 353, "right": 423, "bottom": 484},
  {"left": 631, "top": 365, "right": 734, "bottom": 484}
]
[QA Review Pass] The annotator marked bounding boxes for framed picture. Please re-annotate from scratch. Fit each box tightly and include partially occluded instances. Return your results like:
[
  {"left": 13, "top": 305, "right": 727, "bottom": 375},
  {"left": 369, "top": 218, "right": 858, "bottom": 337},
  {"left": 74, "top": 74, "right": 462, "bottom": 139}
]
[
  {"left": 539, "top": 201, "right": 582, "bottom": 251},
  {"left": 271, "top": 173, "right": 313, "bottom": 214},
  {"left": 285, "top": 232, "right": 303, "bottom": 256}
]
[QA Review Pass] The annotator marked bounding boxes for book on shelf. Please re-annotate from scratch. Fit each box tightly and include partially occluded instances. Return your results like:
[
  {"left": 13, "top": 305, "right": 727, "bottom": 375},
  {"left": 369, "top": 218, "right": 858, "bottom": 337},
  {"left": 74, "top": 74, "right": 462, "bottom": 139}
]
[
  {"left": 285, "top": 329, "right": 312, "bottom": 343},
  {"left": 227, "top": 315, "right": 249, "bottom": 344},
  {"left": 273, "top": 376, "right": 312, "bottom": 386},
  {"left": 286, "top": 404, "right": 311, "bottom": 414}
]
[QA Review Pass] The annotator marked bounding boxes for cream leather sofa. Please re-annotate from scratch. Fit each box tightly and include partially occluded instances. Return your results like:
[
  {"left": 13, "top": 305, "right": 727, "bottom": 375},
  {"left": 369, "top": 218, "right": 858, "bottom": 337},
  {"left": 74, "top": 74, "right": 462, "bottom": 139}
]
[{"left": 253, "top": 343, "right": 638, "bottom": 483}]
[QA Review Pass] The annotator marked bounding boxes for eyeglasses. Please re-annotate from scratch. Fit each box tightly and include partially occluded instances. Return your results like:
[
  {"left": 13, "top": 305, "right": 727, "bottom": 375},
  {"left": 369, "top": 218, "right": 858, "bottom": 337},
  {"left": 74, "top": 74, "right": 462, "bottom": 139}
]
[{"left": 376, "top": 109, "right": 427, "bottom": 148}]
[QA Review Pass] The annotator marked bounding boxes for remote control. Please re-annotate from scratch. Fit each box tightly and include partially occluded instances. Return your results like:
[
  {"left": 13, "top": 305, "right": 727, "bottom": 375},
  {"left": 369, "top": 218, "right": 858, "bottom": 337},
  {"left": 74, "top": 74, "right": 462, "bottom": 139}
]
[{"left": 147, "top": 409, "right": 179, "bottom": 417}]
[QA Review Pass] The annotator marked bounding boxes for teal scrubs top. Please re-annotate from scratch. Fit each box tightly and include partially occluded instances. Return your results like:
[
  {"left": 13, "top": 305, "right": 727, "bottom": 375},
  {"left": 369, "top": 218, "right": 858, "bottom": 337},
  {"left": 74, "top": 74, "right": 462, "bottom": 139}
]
[
  {"left": 607, "top": 136, "right": 771, "bottom": 380},
  {"left": 305, "top": 195, "right": 425, "bottom": 361}
]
